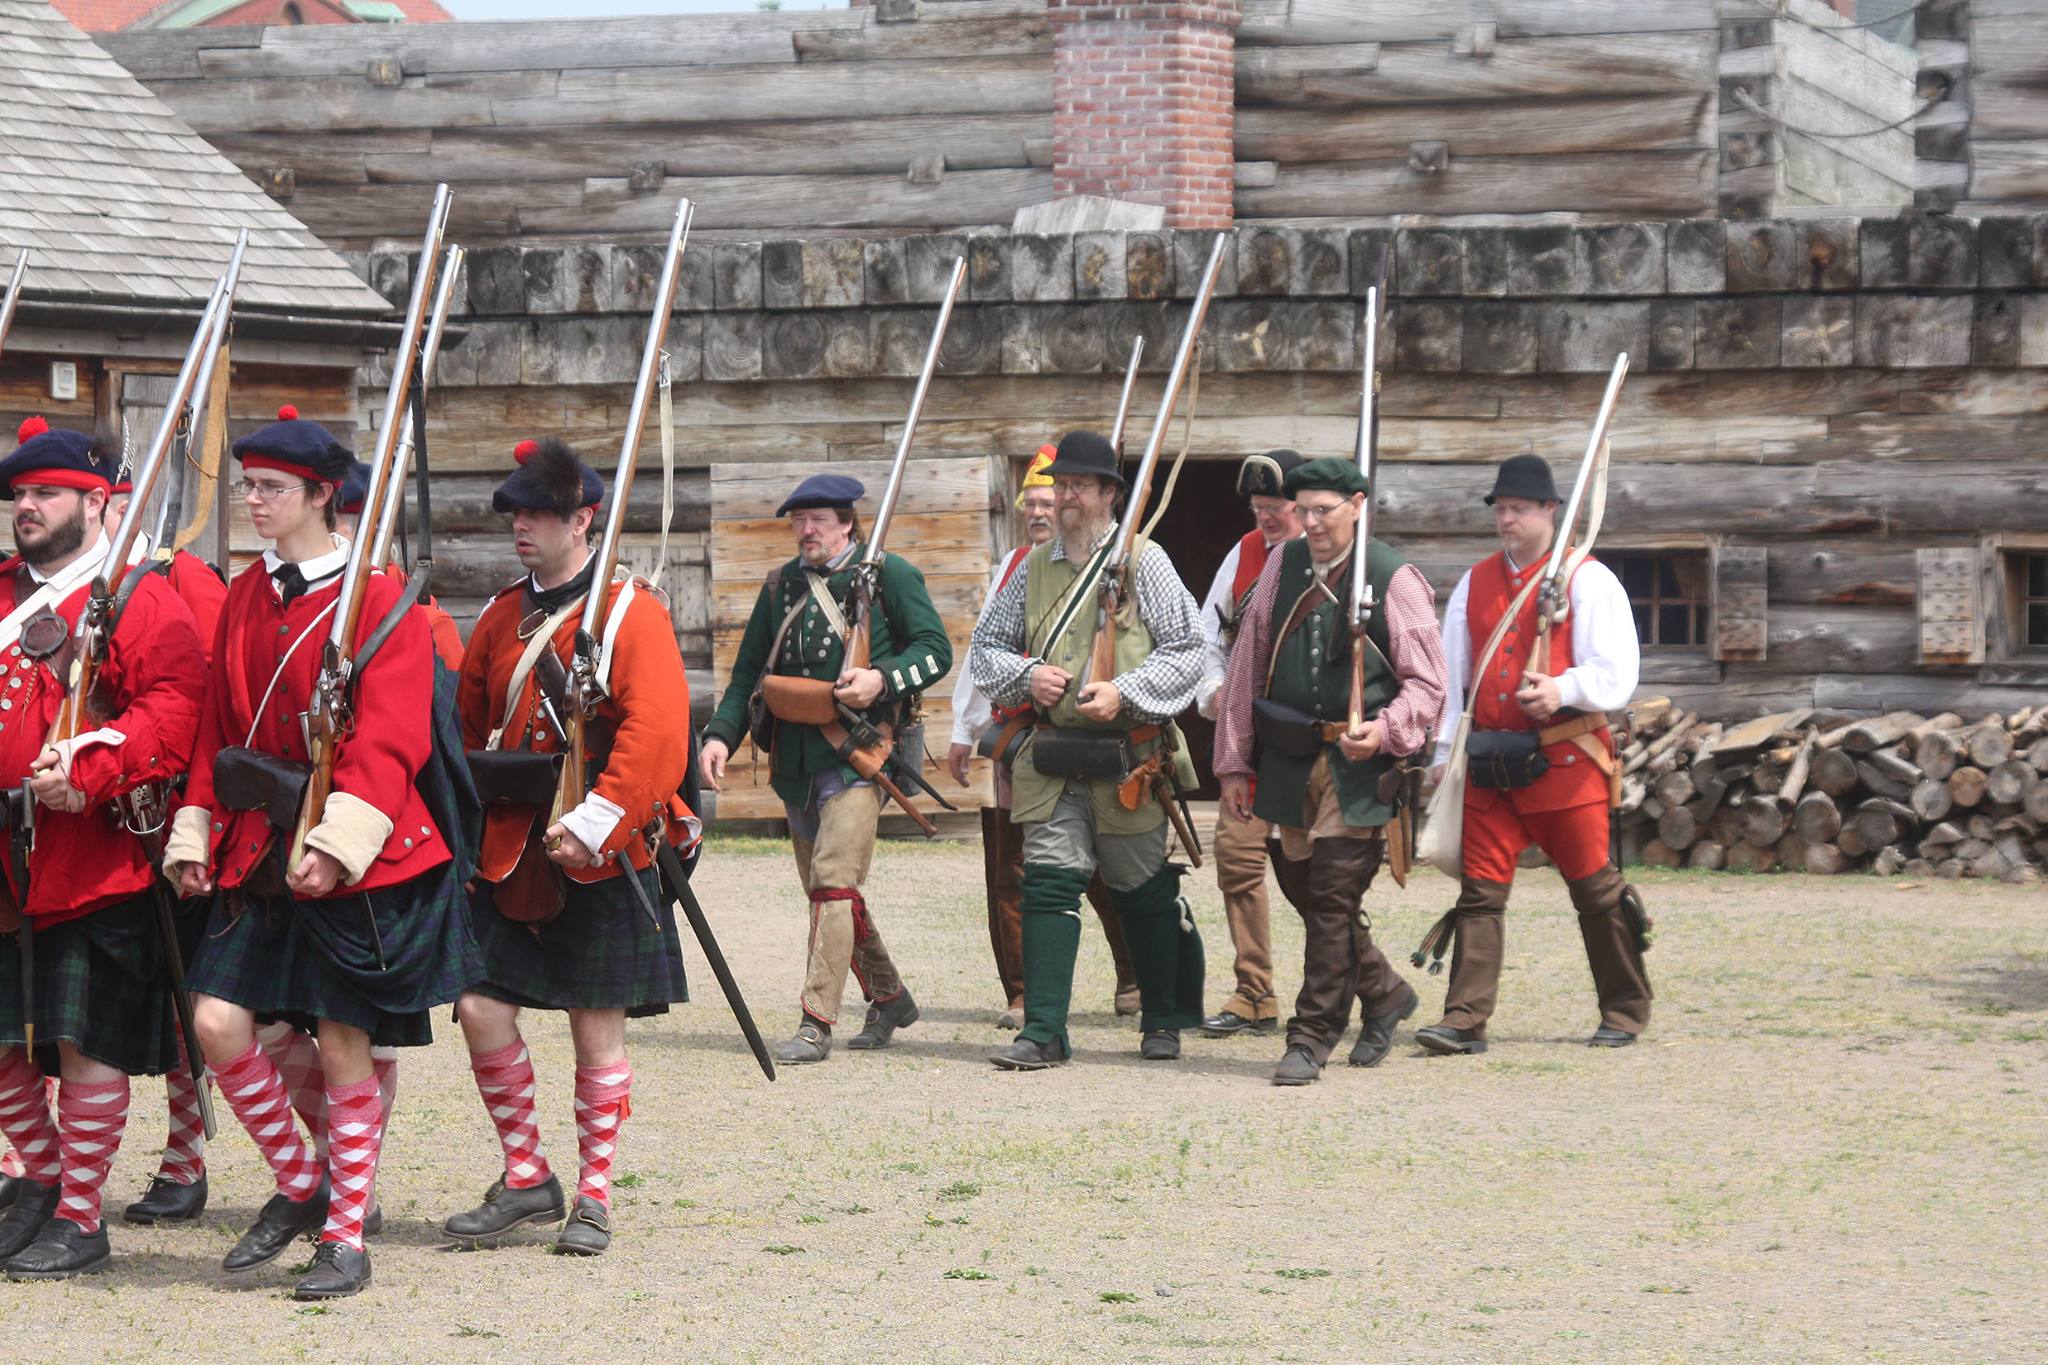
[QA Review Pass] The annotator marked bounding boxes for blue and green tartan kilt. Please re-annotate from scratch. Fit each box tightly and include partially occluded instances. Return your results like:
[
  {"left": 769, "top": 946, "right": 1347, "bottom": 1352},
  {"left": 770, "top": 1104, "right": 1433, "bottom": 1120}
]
[
  {"left": 469, "top": 863, "right": 687, "bottom": 1017},
  {"left": 0, "top": 895, "right": 178, "bottom": 1076},
  {"left": 186, "top": 854, "right": 485, "bottom": 1049}
]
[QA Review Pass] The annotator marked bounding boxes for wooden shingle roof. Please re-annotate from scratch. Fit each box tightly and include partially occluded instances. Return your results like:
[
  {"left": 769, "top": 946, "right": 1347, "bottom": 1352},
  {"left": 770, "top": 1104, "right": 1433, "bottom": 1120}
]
[{"left": 0, "top": 0, "right": 392, "bottom": 316}]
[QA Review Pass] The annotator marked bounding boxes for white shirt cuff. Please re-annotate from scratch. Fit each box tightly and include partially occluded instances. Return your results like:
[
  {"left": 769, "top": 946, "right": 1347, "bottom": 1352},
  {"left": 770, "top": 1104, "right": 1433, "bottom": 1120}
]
[{"left": 560, "top": 791, "right": 627, "bottom": 856}]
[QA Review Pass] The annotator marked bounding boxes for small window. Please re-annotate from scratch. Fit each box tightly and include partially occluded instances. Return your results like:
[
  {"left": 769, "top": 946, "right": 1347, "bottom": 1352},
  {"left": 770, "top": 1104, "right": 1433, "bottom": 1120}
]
[
  {"left": 1610, "top": 550, "right": 1710, "bottom": 651},
  {"left": 283, "top": 2, "right": 305, "bottom": 22},
  {"left": 2015, "top": 550, "right": 2048, "bottom": 655}
]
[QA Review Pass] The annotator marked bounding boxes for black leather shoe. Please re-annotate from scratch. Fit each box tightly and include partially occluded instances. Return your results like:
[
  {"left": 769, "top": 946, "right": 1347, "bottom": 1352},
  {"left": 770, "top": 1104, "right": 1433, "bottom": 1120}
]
[
  {"left": 1272, "top": 1045, "right": 1321, "bottom": 1087},
  {"left": 123, "top": 1173, "right": 208, "bottom": 1225},
  {"left": 1139, "top": 1029, "right": 1181, "bottom": 1061},
  {"left": 292, "top": 1241, "right": 371, "bottom": 1300},
  {"left": 775, "top": 1021, "right": 831, "bottom": 1065},
  {"left": 1198, "top": 1011, "right": 1276, "bottom": 1038},
  {"left": 0, "top": 1172, "right": 20, "bottom": 1210},
  {"left": 443, "top": 1174, "right": 566, "bottom": 1247},
  {"left": 988, "top": 1037, "right": 1069, "bottom": 1071},
  {"left": 1350, "top": 983, "right": 1420, "bottom": 1068},
  {"left": 4, "top": 1217, "right": 110, "bottom": 1281},
  {"left": 0, "top": 1180, "right": 59, "bottom": 1260},
  {"left": 223, "top": 1179, "right": 330, "bottom": 1273},
  {"left": 553, "top": 1196, "right": 612, "bottom": 1256},
  {"left": 847, "top": 988, "right": 919, "bottom": 1051},
  {"left": 1588, "top": 1025, "right": 1638, "bottom": 1048},
  {"left": 1415, "top": 1024, "right": 1488, "bottom": 1056}
]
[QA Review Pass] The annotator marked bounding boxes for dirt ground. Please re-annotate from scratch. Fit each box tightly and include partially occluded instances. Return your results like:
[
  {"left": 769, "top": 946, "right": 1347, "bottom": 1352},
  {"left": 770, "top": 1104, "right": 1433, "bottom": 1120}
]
[{"left": 1, "top": 835, "right": 2043, "bottom": 1363}]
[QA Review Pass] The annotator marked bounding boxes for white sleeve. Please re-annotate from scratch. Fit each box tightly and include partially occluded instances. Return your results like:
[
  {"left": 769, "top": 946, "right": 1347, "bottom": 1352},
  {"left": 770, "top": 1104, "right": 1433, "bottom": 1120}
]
[
  {"left": 1194, "top": 541, "right": 1241, "bottom": 719},
  {"left": 950, "top": 562, "right": 1005, "bottom": 745},
  {"left": 1558, "top": 559, "right": 1641, "bottom": 712},
  {"left": 1430, "top": 571, "right": 1472, "bottom": 771}
]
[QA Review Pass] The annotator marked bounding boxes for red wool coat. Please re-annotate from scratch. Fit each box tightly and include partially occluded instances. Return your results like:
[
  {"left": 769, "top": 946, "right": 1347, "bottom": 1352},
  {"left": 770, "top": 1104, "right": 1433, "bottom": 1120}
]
[
  {"left": 180, "top": 562, "right": 450, "bottom": 896},
  {"left": 166, "top": 549, "right": 227, "bottom": 646},
  {"left": 0, "top": 560, "right": 206, "bottom": 926}
]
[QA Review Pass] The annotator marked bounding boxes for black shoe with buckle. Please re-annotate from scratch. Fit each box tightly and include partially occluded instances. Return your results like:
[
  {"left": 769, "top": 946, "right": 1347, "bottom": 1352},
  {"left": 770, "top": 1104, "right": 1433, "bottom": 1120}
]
[
  {"left": 1139, "top": 1029, "right": 1182, "bottom": 1061},
  {"left": 442, "top": 1174, "right": 566, "bottom": 1248},
  {"left": 0, "top": 1180, "right": 59, "bottom": 1261},
  {"left": 847, "top": 988, "right": 919, "bottom": 1051},
  {"left": 554, "top": 1196, "right": 612, "bottom": 1256},
  {"left": 122, "top": 1172, "right": 208, "bottom": 1226},
  {"left": 1198, "top": 1010, "right": 1276, "bottom": 1039},
  {"left": 1588, "top": 1025, "right": 1638, "bottom": 1048},
  {"left": 222, "top": 1179, "right": 330, "bottom": 1273},
  {"left": 775, "top": 1020, "right": 832, "bottom": 1065},
  {"left": 4, "top": 1216, "right": 111, "bottom": 1281},
  {"left": 1350, "top": 982, "right": 1420, "bottom": 1069},
  {"left": 988, "top": 1036, "right": 1070, "bottom": 1071},
  {"left": 1415, "top": 1024, "right": 1488, "bottom": 1056},
  {"left": 292, "top": 1240, "right": 371, "bottom": 1300}
]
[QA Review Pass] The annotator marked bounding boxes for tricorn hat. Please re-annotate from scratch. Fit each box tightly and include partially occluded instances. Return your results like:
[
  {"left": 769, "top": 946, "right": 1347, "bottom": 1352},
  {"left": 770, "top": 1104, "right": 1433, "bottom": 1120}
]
[{"left": 1237, "top": 448, "right": 1306, "bottom": 500}]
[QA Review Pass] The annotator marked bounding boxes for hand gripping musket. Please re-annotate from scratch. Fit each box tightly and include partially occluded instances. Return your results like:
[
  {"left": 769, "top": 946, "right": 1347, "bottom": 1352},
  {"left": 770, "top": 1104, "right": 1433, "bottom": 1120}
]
[
  {"left": 837, "top": 255, "right": 968, "bottom": 838},
  {"left": 1073, "top": 235, "right": 1228, "bottom": 868},
  {"left": 1531, "top": 351, "right": 1629, "bottom": 678},
  {"left": 550, "top": 198, "right": 692, "bottom": 838},
  {"left": 0, "top": 250, "right": 28, "bottom": 358},
  {"left": 290, "top": 187, "right": 452, "bottom": 869},
  {"left": 369, "top": 242, "right": 465, "bottom": 572}
]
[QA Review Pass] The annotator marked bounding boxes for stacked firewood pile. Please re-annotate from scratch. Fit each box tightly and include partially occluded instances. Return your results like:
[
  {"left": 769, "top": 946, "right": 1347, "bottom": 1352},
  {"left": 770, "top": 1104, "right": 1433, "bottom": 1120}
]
[{"left": 1617, "top": 700, "right": 2048, "bottom": 883}]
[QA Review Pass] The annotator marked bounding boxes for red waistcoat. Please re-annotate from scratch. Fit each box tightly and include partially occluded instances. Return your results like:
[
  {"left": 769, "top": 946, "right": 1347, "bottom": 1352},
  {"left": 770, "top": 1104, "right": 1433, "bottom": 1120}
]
[
  {"left": 0, "top": 562, "right": 206, "bottom": 926},
  {"left": 1465, "top": 550, "right": 1610, "bottom": 814},
  {"left": 1230, "top": 529, "right": 1270, "bottom": 603}
]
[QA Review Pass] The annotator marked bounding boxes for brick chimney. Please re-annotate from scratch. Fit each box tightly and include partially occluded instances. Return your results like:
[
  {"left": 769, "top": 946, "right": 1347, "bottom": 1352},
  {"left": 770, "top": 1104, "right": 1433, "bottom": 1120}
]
[{"left": 1048, "top": 1, "right": 1241, "bottom": 229}]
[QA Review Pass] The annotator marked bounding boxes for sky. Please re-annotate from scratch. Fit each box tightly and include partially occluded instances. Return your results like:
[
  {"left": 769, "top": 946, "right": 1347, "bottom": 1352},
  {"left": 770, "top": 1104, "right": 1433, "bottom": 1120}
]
[{"left": 443, "top": 0, "right": 847, "bottom": 15}]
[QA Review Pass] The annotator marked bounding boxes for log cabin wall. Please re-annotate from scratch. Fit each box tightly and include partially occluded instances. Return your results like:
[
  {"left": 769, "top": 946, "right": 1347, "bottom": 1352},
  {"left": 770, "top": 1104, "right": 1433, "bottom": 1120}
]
[
  {"left": 97, "top": 0, "right": 1776, "bottom": 245},
  {"left": 374, "top": 212, "right": 2048, "bottom": 746}
]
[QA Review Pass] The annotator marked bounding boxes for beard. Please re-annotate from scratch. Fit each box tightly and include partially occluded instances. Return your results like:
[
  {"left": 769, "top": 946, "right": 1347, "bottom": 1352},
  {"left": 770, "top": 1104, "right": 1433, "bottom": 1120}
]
[{"left": 16, "top": 505, "right": 87, "bottom": 570}]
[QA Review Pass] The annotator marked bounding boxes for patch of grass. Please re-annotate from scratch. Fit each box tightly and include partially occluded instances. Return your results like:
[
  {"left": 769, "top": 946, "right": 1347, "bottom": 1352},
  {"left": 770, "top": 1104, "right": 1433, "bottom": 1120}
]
[
  {"left": 798, "top": 1214, "right": 824, "bottom": 1225},
  {"left": 1114, "top": 1312, "right": 1163, "bottom": 1326},
  {"left": 943, "top": 1268, "right": 994, "bottom": 1281},
  {"left": 763, "top": 1244, "right": 805, "bottom": 1256},
  {"left": 452, "top": 1325, "right": 500, "bottom": 1339},
  {"left": 671, "top": 1198, "right": 698, "bottom": 1209},
  {"left": 1640, "top": 1284, "right": 1693, "bottom": 1295},
  {"left": 614, "top": 1172, "right": 645, "bottom": 1189},
  {"left": 294, "top": 1306, "right": 329, "bottom": 1317},
  {"left": 844, "top": 1202, "right": 873, "bottom": 1215},
  {"left": 937, "top": 1179, "right": 982, "bottom": 1201},
  {"left": 1100, "top": 1291, "right": 1139, "bottom": 1303},
  {"left": 1275, "top": 1268, "right": 1331, "bottom": 1280}
]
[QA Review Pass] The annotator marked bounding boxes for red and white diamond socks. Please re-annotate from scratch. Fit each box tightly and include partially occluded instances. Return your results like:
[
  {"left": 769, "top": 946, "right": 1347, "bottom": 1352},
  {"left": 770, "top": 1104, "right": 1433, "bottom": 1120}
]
[
  {"left": 573, "top": 1060, "right": 631, "bottom": 1208},
  {"left": 470, "top": 1039, "right": 552, "bottom": 1190}
]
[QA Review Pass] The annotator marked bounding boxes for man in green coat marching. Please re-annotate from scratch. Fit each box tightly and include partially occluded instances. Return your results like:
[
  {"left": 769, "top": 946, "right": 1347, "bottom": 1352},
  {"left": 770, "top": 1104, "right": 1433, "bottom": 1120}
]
[
  {"left": 1212, "top": 458, "right": 1448, "bottom": 1086},
  {"left": 968, "top": 431, "right": 1207, "bottom": 1071},
  {"left": 702, "top": 474, "right": 952, "bottom": 1065}
]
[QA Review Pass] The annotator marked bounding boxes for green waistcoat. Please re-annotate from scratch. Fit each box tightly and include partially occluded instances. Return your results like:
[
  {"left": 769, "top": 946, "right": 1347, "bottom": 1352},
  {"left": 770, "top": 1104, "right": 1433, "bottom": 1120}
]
[
  {"left": 1251, "top": 536, "right": 1405, "bottom": 831},
  {"left": 1010, "top": 537, "right": 1196, "bottom": 832},
  {"left": 703, "top": 543, "right": 951, "bottom": 808}
]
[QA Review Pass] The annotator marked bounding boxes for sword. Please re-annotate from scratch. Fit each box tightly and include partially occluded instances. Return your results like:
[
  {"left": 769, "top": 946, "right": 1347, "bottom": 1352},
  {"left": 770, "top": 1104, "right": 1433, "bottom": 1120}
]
[
  {"left": 7, "top": 782, "right": 34, "bottom": 1054},
  {"left": 646, "top": 829, "right": 775, "bottom": 1082},
  {"left": 147, "top": 867, "right": 217, "bottom": 1138}
]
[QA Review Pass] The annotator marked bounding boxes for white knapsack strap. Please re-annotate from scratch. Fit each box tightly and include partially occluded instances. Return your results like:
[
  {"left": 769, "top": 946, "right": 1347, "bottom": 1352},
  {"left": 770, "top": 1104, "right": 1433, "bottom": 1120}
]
[
  {"left": 245, "top": 601, "right": 339, "bottom": 748},
  {"left": 487, "top": 595, "right": 586, "bottom": 750}
]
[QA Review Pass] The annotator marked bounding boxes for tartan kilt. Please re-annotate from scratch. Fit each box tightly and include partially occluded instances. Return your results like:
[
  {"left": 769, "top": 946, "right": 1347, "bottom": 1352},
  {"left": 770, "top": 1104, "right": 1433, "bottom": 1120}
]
[
  {"left": 186, "top": 855, "right": 484, "bottom": 1049},
  {"left": 0, "top": 895, "right": 178, "bottom": 1076},
  {"left": 469, "top": 863, "right": 687, "bottom": 1016}
]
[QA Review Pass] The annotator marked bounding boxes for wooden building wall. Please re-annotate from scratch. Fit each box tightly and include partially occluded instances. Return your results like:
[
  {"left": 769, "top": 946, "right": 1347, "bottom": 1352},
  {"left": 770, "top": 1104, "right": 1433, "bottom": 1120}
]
[
  {"left": 387, "top": 214, "right": 2048, "bottom": 776},
  {"left": 102, "top": 0, "right": 1744, "bottom": 247}
]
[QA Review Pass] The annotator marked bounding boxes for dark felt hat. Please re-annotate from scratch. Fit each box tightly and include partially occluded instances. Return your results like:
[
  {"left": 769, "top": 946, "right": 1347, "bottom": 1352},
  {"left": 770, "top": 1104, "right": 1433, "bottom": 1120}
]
[
  {"left": 337, "top": 460, "right": 374, "bottom": 516},
  {"left": 775, "top": 472, "right": 866, "bottom": 517},
  {"left": 1041, "top": 429, "right": 1123, "bottom": 486},
  {"left": 231, "top": 404, "right": 353, "bottom": 486},
  {"left": 1237, "top": 448, "right": 1307, "bottom": 500},
  {"left": 1484, "top": 453, "right": 1560, "bottom": 505},
  {"left": 492, "top": 437, "right": 604, "bottom": 516},
  {"left": 0, "top": 417, "right": 116, "bottom": 500},
  {"left": 1282, "top": 455, "right": 1370, "bottom": 500}
]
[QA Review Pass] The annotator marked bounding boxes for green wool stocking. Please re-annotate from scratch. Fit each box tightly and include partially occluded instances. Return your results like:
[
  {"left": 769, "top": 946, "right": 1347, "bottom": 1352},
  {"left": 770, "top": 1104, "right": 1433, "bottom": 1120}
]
[
  {"left": 1111, "top": 865, "right": 1206, "bottom": 1032},
  {"left": 1018, "top": 864, "right": 1091, "bottom": 1048}
]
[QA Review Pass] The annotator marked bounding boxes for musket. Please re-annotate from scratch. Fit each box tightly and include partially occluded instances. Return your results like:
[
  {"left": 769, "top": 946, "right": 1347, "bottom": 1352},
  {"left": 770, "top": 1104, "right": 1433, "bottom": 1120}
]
[
  {"left": 1531, "top": 351, "right": 1630, "bottom": 677},
  {"left": 152, "top": 273, "right": 236, "bottom": 555},
  {"left": 369, "top": 242, "right": 465, "bottom": 570},
  {"left": 48, "top": 234, "right": 244, "bottom": 757},
  {"left": 0, "top": 250, "right": 28, "bottom": 358},
  {"left": 1106, "top": 335, "right": 1145, "bottom": 458},
  {"left": 551, "top": 198, "right": 693, "bottom": 833},
  {"left": 1347, "top": 244, "right": 1390, "bottom": 732},
  {"left": 1081, "top": 232, "right": 1227, "bottom": 694},
  {"left": 291, "top": 186, "right": 452, "bottom": 868}
]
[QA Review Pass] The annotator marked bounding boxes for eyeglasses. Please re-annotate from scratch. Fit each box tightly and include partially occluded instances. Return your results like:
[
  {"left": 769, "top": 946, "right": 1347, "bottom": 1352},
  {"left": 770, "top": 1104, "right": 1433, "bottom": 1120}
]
[
  {"left": 234, "top": 479, "right": 304, "bottom": 502},
  {"left": 1297, "top": 502, "right": 1349, "bottom": 524}
]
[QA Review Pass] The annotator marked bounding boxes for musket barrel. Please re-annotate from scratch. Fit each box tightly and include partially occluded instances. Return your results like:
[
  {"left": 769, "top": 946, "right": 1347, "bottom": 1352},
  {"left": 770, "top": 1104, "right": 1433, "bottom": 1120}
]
[
  {"left": 1106, "top": 336, "right": 1145, "bottom": 452},
  {"left": 865, "top": 255, "right": 965, "bottom": 563},
  {"left": 1350, "top": 276, "right": 1383, "bottom": 627},
  {"left": 0, "top": 250, "right": 28, "bottom": 357},
  {"left": 1541, "top": 351, "right": 1630, "bottom": 590},
  {"left": 330, "top": 184, "right": 452, "bottom": 655},
  {"left": 577, "top": 199, "right": 692, "bottom": 648},
  {"left": 1114, "top": 232, "right": 1227, "bottom": 565},
  {"left": 370, "top": 241, "right": 465, "bottom": 568}
]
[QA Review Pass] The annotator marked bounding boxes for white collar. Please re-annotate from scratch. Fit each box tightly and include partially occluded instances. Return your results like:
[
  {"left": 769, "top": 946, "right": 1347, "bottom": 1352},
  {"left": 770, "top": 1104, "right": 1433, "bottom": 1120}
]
[
  {"left": 23, "top": 528, "right": 111, "bottom": 586},
  {"left": 528, "top": 547, "right": 596, "bottom": 596},
  {"left": 263, "top": 534, "right": 350, "bottom": 583}
]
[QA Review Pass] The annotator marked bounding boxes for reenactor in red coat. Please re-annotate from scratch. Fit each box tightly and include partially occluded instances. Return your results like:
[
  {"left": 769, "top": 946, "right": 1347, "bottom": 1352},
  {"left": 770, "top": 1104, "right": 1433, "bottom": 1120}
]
[
  {"left": 163, "top": 408, "right": 482, "bottom": 1300},
  {"left": 0, "top": 418, "right": 207, "bottom": 1280},
  {"left": 444, "top": 438, "right": 695, "bottom": 1258}
]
